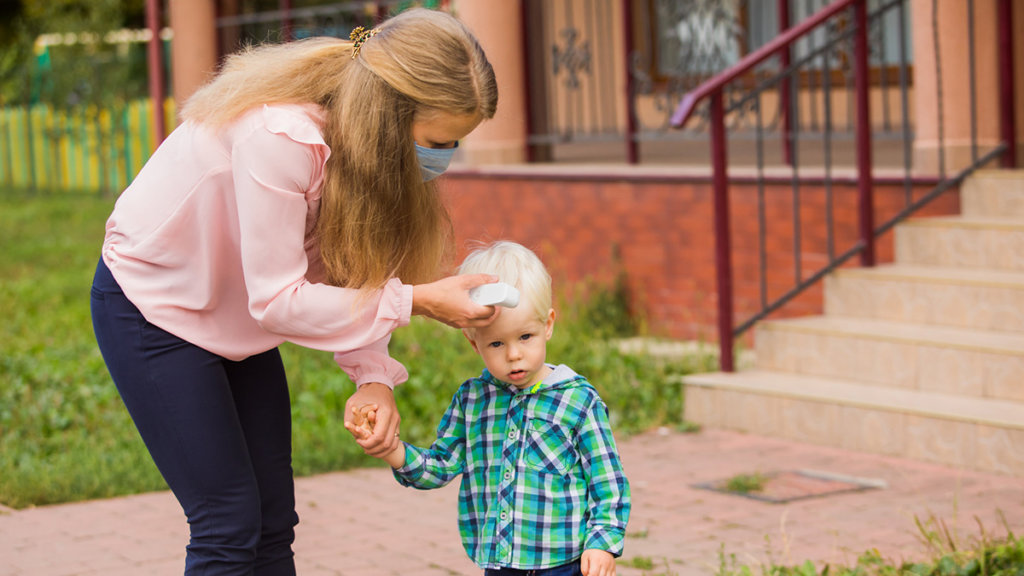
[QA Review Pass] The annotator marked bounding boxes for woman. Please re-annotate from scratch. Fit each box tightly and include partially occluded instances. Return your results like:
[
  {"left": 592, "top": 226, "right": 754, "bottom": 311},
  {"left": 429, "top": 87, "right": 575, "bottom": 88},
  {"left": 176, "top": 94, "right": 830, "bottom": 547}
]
[{"left": 90, "top": 8, "right": 498, "bottom": 575}]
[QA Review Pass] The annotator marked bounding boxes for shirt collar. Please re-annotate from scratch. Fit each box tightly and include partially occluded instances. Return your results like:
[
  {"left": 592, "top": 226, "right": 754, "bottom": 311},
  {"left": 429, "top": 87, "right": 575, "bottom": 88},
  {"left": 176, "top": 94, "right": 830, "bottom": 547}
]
[{"left": 482, "top": 364, "right": 579, "bottom": 395}]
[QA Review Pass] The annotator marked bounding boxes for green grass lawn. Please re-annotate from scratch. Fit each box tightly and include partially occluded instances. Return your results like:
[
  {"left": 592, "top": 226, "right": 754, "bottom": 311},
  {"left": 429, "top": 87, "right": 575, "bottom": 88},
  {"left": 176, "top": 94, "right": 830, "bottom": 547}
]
[{"left": 0, "top": 193, "right": 709, "bottom": 509}]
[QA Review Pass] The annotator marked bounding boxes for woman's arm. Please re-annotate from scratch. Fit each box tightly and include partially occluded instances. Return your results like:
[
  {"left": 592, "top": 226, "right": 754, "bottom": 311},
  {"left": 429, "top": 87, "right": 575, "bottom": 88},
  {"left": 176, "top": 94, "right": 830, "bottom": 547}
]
[
  {"left": 233, "top": 111, "right": 500, "bottom": 346},
  {"left": 232, "top": 113, "right": 412, "bottom": 350}
]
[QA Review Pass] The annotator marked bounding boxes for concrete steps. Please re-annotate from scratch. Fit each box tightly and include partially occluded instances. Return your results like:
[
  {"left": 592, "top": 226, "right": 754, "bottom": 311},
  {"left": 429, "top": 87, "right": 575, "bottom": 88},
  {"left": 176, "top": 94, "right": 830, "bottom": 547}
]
[
  {"left": 962, "top": 169, "right": 1024, "bottom": 218},
  {"left": 824, "top": 264, "right": 1024, "bottom": 333},
  {"left": 755, "top": 316, "right": 1024, "bottom": 402},
  {"left": 895, "top": 217, "right": 1024, "bottom": 272},
  {"left": 685, "top": 370, "right": 1024, "bottom": 476},
  {"left": 682, "top": 170, "right": 1024, "bottom": 475}
]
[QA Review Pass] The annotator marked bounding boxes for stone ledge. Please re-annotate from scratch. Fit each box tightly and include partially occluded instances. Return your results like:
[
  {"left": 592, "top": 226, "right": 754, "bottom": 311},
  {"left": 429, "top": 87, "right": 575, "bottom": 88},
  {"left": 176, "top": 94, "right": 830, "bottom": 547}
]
[{"left": 683, "top": 370, "right": 1024, "bottom": 431}]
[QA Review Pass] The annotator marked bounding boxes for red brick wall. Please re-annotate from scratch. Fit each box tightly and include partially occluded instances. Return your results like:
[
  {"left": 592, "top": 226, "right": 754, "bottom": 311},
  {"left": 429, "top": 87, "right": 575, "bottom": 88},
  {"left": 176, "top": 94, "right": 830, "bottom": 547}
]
[{"left": 440, "top": 168, "right": 959, "bottom": 343}]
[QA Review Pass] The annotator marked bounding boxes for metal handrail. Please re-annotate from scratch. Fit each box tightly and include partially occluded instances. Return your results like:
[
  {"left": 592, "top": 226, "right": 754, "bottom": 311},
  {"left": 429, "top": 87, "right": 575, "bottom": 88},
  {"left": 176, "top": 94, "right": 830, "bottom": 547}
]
[
  {"left": 670, "top": 0, "right": 869, "bottom": 372},
  {"left": 670, "top": 0, "right": 857, "bottom": 129},
  {"left": 669, "top": 0, "right": 1016, "bottom": 372}
]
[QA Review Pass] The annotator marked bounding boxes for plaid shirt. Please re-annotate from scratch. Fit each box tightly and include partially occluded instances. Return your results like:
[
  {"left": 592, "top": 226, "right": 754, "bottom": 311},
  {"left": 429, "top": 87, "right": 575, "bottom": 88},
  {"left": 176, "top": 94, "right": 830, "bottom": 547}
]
[{"left": 393, "top": 364, "right": 631, "bottom": 570}]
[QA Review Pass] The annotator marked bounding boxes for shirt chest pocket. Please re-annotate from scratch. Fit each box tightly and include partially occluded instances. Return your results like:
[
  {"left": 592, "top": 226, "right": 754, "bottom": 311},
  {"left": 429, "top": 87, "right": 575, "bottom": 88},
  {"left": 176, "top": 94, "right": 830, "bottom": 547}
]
[{"left": 523, "top": 418, "right": 577, "bottom": 476}]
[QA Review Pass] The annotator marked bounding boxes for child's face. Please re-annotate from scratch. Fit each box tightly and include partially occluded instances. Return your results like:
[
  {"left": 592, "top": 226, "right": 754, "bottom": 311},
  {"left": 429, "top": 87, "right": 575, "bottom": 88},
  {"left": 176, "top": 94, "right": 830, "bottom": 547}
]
[{"left": 465, "top": 303, "right": 555, "bottom": 389}]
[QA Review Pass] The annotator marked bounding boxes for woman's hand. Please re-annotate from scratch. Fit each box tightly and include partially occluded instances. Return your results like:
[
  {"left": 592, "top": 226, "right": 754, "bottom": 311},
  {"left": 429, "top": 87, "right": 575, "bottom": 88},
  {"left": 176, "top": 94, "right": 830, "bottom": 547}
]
[
  {"left": 343, "top": 383, "right": 401, "bottom": 457},
  {"left": 412, "top": 274, "right": 501, "bottom": 329}
]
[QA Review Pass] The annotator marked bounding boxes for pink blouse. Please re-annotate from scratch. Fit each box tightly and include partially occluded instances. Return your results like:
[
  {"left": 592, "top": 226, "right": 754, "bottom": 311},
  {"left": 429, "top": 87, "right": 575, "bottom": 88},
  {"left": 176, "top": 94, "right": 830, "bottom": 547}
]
[{"left": 102, "top": 104, "right": 413, "bottom": 388}]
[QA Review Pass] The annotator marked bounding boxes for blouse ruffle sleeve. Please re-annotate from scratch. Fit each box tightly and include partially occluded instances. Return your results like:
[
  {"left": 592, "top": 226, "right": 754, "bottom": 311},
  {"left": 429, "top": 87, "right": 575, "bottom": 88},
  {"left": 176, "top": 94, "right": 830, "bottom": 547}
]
[
  {"left": 333, "top": 331, "right": 409, "bottom": 388},
  {"left": 231, "top": 105, "right": 413, "bottom": 387}
]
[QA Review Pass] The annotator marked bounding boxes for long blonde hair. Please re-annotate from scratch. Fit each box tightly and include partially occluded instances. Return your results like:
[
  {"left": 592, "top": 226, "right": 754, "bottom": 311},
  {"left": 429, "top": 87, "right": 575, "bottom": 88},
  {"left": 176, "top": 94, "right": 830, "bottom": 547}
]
[{"left": 180, "top": 8, "right": 498, "bottom": 289}]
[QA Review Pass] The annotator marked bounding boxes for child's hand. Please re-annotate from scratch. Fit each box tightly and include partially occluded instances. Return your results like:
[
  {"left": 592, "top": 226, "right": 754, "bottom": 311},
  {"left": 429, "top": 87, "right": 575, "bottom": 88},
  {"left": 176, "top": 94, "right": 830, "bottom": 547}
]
[
  {"left": 344, "top": 402, "right": 406, "bottom": 468},
  {"left": 345, "top": 404, "right": 378, "bottom": 440},
  {"left": 581, "top": 549, "right": 616, "bottom": 576}
]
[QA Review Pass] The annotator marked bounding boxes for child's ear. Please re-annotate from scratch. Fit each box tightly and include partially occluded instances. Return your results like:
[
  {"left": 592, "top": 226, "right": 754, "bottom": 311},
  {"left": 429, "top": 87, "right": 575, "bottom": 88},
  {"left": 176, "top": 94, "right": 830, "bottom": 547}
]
[
  {"left": 544, "top": 308, "right": 556, "bottom": 340},
  {"left": 463, "top": 330, "right": 480, "bottom": 354}
]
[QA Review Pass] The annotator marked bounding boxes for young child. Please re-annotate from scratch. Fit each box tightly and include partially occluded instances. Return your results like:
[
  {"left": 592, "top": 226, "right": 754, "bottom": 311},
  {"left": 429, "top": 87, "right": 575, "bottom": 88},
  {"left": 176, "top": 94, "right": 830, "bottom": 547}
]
[{"left": 348, "top": 241, "right": 631, "bottom": 576}]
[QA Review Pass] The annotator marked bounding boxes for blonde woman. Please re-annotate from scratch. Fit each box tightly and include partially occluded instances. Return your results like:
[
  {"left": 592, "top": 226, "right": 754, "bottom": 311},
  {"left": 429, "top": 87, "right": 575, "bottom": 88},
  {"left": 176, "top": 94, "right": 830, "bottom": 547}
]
[{"left": 90, "top": 8, "right": 498, "bottom": 575}]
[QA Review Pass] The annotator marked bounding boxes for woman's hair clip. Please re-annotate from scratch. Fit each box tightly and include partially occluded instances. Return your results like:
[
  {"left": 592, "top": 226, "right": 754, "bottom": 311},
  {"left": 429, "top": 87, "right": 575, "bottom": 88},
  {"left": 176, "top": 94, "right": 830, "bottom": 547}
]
[{"left": 350, "top": 26, "right": 381, "bottom": 59}]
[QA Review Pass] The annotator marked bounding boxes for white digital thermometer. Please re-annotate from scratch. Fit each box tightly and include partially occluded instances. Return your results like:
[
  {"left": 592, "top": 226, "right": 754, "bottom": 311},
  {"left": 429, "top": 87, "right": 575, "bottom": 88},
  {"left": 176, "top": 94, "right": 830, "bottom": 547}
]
[{"left": 469, "top": 282, "right": 520, "bottom": 308}]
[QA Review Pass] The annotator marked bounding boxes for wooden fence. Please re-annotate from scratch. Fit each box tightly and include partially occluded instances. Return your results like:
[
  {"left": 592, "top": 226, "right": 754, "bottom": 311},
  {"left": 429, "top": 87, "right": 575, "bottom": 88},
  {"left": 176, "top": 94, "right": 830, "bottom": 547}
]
[{"left": 0, "top": 99, "right": 174, "bottom": 195}]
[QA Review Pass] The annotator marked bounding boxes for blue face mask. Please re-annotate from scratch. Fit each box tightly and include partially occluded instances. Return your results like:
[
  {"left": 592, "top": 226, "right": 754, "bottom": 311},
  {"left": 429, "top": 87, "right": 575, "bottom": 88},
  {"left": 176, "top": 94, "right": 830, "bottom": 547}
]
[{"left": 415, "top": 142, "right": 458, "bottom": 182}]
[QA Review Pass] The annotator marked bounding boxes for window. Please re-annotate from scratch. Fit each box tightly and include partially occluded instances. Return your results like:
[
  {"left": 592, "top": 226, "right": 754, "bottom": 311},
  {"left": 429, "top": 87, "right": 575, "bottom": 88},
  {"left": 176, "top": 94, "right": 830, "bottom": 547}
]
[{"left": 644, "top": 0, "right": 912, "bottom": 83}]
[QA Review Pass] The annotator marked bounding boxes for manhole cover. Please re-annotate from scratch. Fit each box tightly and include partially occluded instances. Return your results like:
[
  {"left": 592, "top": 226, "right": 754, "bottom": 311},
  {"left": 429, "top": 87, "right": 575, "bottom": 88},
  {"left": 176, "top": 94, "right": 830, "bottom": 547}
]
[{"left": 693, "top": 469, "right": 886, "bottom": 503}]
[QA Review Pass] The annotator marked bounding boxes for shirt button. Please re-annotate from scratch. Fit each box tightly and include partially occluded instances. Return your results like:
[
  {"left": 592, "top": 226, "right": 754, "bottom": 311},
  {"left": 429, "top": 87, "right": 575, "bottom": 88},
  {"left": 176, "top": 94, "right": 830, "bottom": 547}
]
[
  {"left": 500, "top": 512, "right": 507, "bottom": 520},
  {"left": 507, "top": 431, "right": 516, "bottom": 440},
  {"left": 503, "top": 471, "right": 512, "bottom": 480}
]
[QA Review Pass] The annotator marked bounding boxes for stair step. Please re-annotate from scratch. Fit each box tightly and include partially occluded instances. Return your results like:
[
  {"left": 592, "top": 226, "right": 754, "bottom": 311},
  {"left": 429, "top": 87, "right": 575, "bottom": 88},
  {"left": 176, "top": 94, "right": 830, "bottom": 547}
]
[
  {"left": 682, "top": 370, "right": 1024, "bottom": 475},
  {"left": 825, "top": 264, "right": 1024, "bottom": 333},
  {"left": 896, "top": 216, "right": 1024, "bottom": 271},
  {"left": 696, "top": 171, "right": 1024, "bottom": 476},
  {"left": 962, "top": 170, "right": 1024, "bottom": 219},
  {"left": 755, "top": 316, "right": 1024, "bottom": 401}
]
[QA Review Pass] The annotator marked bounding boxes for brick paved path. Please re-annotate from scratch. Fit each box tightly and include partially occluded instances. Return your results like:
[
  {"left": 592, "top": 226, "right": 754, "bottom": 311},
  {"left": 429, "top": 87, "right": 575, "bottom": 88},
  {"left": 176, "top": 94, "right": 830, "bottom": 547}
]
[{"left": 2, "top": 428, "right": 1021, "bottom": 575}]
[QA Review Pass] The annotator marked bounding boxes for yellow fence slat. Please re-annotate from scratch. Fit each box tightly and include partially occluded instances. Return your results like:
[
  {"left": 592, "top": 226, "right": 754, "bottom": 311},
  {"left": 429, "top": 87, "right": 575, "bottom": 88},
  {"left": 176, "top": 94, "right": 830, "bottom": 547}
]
[
  {"left": 0, "top": 98, "right": 171, "bottom": 194},
  {"left": 11, "top": 108, "right": 30, "bottom": 188}
]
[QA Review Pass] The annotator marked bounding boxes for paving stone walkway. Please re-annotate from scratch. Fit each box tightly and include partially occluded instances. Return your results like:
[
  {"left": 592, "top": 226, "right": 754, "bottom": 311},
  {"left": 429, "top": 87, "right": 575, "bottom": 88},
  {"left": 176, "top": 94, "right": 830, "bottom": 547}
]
[{"left": 2, "top": 428, "right": 1022, "bottom": 575}]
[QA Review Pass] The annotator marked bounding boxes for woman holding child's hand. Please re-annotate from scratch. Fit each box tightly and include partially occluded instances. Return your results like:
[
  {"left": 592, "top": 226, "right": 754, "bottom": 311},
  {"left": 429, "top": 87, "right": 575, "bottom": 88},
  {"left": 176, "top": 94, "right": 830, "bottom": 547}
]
[
  {"left": 89, "top": 8, "right": 497, "bottom": 575},
  {"left": 349, "top": 273, "right": 502, "bottom": 457}
]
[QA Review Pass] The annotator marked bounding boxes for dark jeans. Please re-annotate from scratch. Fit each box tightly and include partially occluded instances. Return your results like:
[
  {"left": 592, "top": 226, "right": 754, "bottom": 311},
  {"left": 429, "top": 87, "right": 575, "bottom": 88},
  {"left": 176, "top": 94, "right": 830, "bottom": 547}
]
[
  {"left": 485, "top": 560, "right": 583, "bottom": 576},
  {"left": 90, "top": 258, "right": 298, "bottom": 576}
]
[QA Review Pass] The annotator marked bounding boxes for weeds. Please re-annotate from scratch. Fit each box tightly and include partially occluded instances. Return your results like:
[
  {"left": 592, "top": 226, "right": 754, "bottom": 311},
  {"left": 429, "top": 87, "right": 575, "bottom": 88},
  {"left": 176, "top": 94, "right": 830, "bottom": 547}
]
[
  {"left": 725, "top": 472, "right": 769, "bottom": 494},
  {"left": 713, "top": 513, "right": 1024, "bottom": 576},
  {"left": 622, "top": 555, "right": 680, "bottom": 576},
  {"left": 622, "top": 556, "right": 656, "bottom": 570}
]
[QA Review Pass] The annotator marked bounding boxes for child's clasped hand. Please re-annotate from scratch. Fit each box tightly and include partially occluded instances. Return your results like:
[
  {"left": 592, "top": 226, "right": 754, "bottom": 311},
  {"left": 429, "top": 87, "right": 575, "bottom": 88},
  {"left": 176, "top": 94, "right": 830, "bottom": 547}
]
[{"left": 345, "top": 404, "right": 379, "bottom": 440}]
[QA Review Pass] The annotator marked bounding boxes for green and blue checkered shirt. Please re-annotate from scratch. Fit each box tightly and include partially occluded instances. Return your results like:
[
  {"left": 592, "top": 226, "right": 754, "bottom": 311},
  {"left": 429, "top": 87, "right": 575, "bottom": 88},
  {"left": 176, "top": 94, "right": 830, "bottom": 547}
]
[{"left": 392, "top": 364, "right": 631, "bottom": 570}]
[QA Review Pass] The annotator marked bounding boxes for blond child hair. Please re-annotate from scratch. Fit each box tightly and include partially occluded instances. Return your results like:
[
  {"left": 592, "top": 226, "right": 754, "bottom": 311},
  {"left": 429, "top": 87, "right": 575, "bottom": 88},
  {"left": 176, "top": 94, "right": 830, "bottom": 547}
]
[{"left": 457, "top": 241, "right": 553, "bottom": 329}]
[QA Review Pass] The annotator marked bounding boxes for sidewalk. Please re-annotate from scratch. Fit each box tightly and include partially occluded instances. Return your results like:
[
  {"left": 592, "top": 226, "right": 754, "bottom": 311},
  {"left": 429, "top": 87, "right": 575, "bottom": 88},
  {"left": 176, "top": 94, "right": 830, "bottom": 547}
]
[{"left": 2, "top": 428, "right": 1022, "bottom": 575}]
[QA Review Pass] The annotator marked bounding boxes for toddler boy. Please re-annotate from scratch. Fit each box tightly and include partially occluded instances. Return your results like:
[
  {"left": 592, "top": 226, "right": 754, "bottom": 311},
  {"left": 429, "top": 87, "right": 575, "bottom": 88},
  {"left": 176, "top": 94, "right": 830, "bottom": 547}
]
[{"left": 348, "top": 241, "right": 631, "bottom": 576}]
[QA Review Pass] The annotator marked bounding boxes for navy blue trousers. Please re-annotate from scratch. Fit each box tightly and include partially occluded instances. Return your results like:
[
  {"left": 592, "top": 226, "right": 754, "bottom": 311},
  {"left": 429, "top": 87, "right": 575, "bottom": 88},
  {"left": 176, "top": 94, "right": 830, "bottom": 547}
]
[{"left": 91, "top": 259, "right": 298, "bottom": 575}]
